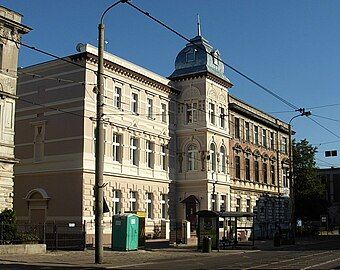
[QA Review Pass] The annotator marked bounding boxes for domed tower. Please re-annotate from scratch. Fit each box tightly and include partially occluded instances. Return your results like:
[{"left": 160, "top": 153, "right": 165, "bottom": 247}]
[{"left": 170, "top": 17, "right": 233, "bottom": 231}]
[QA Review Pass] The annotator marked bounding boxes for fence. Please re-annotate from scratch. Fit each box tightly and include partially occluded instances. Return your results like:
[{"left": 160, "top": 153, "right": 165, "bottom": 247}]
[{"left": 0, "top": 221, "right": 86, "bottom": 250}]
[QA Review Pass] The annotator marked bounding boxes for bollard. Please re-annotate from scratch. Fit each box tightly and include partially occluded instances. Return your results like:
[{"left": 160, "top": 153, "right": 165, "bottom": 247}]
[{"left": 202, "top": 236, "right": 212, "bottom": 253}]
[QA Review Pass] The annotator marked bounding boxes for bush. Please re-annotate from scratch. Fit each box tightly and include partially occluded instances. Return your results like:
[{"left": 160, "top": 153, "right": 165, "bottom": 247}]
[
  {"left": 17, "top": 232, "right": 40, "bottom": 244},
  {"left": 0, "top": 209, "right": 17, "bottom": 244}
]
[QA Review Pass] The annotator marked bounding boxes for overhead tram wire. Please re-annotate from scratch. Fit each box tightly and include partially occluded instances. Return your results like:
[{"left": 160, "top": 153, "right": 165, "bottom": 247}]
[
  {"left": 124, "top": 1, "right": 299, "bottom": 111},
  {"left": 312, "top": 114, "right": 340, "bottom": 123},
  {"left": 307, "top": 116, "right": 340, "bottom": 140}
]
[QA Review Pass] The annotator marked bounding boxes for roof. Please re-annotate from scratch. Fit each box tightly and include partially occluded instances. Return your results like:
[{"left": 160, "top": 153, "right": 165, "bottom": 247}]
[{"left": 169, "top": 34, "right": 231, "bottom": 84}]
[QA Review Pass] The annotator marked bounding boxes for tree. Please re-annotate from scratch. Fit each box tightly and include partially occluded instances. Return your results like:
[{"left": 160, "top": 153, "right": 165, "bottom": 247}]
[
  {"left": 0, "top": 209, "right": 17, "bottom": 243},
  {"left": 293, "top": 139, "right": 327, "bottom": 220}
]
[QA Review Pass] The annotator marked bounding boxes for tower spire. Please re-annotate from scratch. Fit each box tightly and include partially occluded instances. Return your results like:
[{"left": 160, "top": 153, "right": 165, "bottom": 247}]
[{"left": 197, "top": 14, "right": 201, "bottom": 36}]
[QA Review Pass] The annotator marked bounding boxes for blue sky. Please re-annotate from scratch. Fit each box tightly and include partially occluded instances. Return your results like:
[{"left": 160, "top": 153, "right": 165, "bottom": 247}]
[{"left": 3, "top": 0, "right": 340, "bottom": 167}]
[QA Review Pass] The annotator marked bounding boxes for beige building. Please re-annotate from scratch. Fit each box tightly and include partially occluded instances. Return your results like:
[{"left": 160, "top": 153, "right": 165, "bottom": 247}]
[
  {"left": 0, "top": 6, "right": 30, "bottom": 211},
  {"left": 14, "top": 30, "right": 290, "bottom": 242}
]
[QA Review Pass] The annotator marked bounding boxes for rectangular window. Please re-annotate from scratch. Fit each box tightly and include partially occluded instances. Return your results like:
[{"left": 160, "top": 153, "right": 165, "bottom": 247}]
[
  {"left": 112, "top": 133, "right": 122, "bottom": 162},
  {"left": 160, "top": 194, "right": 168, "bottom": 219},
  {"left": 160, "top": 145, "right": 167, "bottom": 170},
  {"left": 186, "top": 102, "right": 198, "bottom": 124},
  {"left": 209, "top": 103, "right": 215, "bottom": 124},
  {"left": 254, "top": 126, "right": 259, "bottom": 145},
  {"left": 114, "top": 86, "right": 121, "bottom": 108},
  {"left": 245, "top": 158, "right": 250, "bottom": 180},
  {"left": 235, "top": 156, "right": 241, "bottom": 179},
  {"left": 270, "top": 132, "right": 275, "bottom": 150},
  {"left": 129, "top": 191, "right": 137, "bottom": 211},
  {"left": 145, "top": 140, "right": 154, "bottom": 168},
  {"left": 130, "top": 137, "right": 138, "bottom": 165},
  {"left": 271, "top": 165, "right": 275, "bottom": 184},
  {"left": 263, "top": 163, "right": 268, "bottom": 183},
  {"left": 246, "top": 199, "right": 251, "bottom": 213},
  {"left": 262, "top": 129, "right": 267, "bottom": 148},
  {"left": 245, "top": 122, "right": 250, "bottom": 142},
  {"left": 281, "top": 137, "right": 288, "bottom": 154},
  {"left": 147, "top": 98, "right": 153, "bottom": 118},
  {"left": 236, "top": 198, "right": 241, "bottom": 212},
  {"left": 220, "top": 107, "right": 225, "bottom": 128},
  {"left": 131, "top": 93, "right": 138, "bottom": 114},
  {"left": 283, "top": 167, "right": 289, "bottom": 187},
  {"left": 112, "top": 189, "right": 121, "bottom": 215},
  {"left": 254, "top": 160, "right": 259, "bottom": 182},
  {"left": 220, "top": 195, "right": 226, "bottom": 212},
  {"left": 211, "top": 194, "right": 217, "bottom": 211},
  {"left": 146, "top": 193, "right": 153, "bottom": 219},
  {"left": 234, "top": 117, "right": 240, "bottom": 139},
  {"left": 161, "top": 103, "right": 167, "bottom": 123}
]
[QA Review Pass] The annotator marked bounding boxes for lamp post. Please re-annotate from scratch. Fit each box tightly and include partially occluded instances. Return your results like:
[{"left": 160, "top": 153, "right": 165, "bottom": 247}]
[
  {"left": 95, "top": 1, "right": 124, "bottom": 264},
  {"left": 288, "top": 108, "right": 311, "bottom": 243}
]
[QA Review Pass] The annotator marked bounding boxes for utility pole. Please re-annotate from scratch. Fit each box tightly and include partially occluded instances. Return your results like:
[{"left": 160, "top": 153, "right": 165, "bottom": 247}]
[{"left": 95, "top": 21, "right": 105, "bottom": 264}]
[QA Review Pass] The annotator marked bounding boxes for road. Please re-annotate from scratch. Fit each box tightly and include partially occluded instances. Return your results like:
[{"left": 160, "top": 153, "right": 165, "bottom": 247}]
[{"left": 1, "top": 236, "right": 340, "bottom": 269}]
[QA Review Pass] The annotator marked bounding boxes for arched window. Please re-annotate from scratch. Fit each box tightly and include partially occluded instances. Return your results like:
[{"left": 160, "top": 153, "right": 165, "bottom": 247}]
[
  {"left": 220, "top": 146, "right": 226, "bottom": 173},
  {"left": 210, "top": 143, "right": 216, "bottom": 172},
  {"left": 187, "top": 144, "right": 198, "bottom": 171}
]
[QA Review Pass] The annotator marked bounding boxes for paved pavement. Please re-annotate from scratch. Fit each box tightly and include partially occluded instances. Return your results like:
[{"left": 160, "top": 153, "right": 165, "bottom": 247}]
[{"left": 0, "top": 236, "right": 340, "bottom": 269}]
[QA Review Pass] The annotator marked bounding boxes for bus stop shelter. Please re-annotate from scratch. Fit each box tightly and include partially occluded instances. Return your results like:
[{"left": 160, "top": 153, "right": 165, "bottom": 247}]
[{"left": 196, "top": 210, "right": 255, "bottom": 250}]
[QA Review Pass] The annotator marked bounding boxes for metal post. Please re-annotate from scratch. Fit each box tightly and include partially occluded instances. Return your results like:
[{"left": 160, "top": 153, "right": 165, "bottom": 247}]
[
  {"left": 95, "top": 22, "right": 105, "bottom": 264},
  {"left": 288, "top": 123, "right": 295, "bottom": 243}
]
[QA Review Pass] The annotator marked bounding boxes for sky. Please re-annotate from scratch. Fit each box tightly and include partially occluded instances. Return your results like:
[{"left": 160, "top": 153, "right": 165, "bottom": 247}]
[{"left": 3, "top": 0, "right": 340, "bottom": 168}]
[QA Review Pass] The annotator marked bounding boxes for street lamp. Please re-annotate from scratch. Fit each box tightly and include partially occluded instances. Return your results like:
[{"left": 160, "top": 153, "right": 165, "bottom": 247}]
[
  {"left": 288, "top": 108, "right": 311, "bottom": 243},
  {"left": 95, "top": 0, "right": 125, "bottom": 264}
]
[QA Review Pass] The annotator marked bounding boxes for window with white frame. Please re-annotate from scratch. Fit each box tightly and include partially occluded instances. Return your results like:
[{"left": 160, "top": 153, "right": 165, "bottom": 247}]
[
  {"left": 283, "top": 167, "right": 289, "bottom": 187},
  {"left": 270, "top": 132, "right": 275, "bottom": 150},
  {"left": 130, "top": 137, "right": 138, "bottom": 165},
  {"left": 161, "top": 103, "right": 167, "bottom": 123},
  {"left": 236, "top": 198, "right": 241, "bottom": 212},
  {"left": 220, "top": 146, "right": 226, "bottom": 173},
  {"left": 209, "top": 103, "right": 215, "bottom": 125},
  {"left": 114, "top": 86, "right": 121, "bottom": 108},
  {"left": 281, "top": 137, "right": 288, "bottom": 154},
  {"left": 112, "top": 189, "right": 121, "bottom": 215},
  {"left": 131, "top": 93, "right": 138, "bottom": 114},
  {"left": 246, "top": 198, "right": 251, "bottom": 213},
  {"left": 112, "top": 133, "right": 122, "bottom": 162},
  {"left": 220, "top": 195, "right": 226, "bottom": 212},
  {"left": 186, "top": 102, "right": 198, "bottom": 124},
  {"left": 146, "top": 193, "right": 153, "bottom": 219},
  {"left": 210, "top": 143, "right": 217, "bottom": 172},
  {"left": 160, "top": 145, "right": 167, "bottom": 170},
  {"left": 187, "top": 144, "right": 198, "bottom": 171},
  {"left": 220, "top": 107, "right": 225, "bottom": 128},
  {"left": 147, "top": 98, "right": 153, "bottom": 118},
  {"left": 245, "top": 122, "right": 250, "bottom": 142},
  {"left": 211, "top": 194, "right": 217, "bottom": 211},
  {"left": 254, "top": 126, "right": 259, "bottom": 145},
  {"left": 129, "top": 191, "right": 137, "bottom": 211},
  {"left": 160, "top": 194, "right": 168, "bottom": 219},
  {"left": 262, "top": 129, "right": 267, "bottom": 148},
  {"left": 145, "top": 140, "right": 154, "bottom": 168}
]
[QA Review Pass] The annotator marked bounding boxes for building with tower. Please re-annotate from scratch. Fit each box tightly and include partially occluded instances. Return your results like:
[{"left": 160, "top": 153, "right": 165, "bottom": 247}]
[
  {"left": 0, "top": 6, "right": 30, "bottom": 211},
  {"left": 13, "top": 23, "right": 290, "bottom": 243}
]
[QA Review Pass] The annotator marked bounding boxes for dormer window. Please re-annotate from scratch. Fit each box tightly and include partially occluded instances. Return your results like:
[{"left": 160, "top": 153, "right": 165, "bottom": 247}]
[
  {"left": 186, "top": 48, "right": 196, "bottom": 62},
  {"left": 212, "top": 50, "right": 219, "bottom": 66}
]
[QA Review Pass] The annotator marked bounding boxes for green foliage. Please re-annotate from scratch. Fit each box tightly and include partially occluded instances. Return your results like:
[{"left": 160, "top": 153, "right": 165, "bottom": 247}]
[
  {"left": 0, "top": 209, "right": 17, "bottom": 243},
  {"left": 293, "top": 139, "right": 327, "bottom": 220},
  {"left": 17, "top": 232, "right": 40, "bottom": 244}
]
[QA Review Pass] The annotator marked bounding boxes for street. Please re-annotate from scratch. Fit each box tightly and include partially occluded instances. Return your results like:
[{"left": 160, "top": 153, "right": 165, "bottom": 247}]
[{"left": 0, "top": 236, "right": 340, "bottom": 269}]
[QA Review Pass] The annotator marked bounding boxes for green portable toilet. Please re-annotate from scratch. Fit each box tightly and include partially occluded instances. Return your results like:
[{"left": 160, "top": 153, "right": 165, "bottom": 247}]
[{"left": 112, "top": 214, "right": 139, "bottom": 251}]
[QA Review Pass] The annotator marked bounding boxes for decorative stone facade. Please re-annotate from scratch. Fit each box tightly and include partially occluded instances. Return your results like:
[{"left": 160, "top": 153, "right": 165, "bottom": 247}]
[
  {"left": 0, "top": 5, "right": 30, "bottom": 211},
  {"left": 14, "top": 30, "right": 291, "bottom": 243}
]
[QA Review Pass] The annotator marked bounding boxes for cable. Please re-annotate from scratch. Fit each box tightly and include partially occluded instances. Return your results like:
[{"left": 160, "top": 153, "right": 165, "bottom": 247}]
[
  {"left": 124, "top": 1, "right": 299, "bottom": 111},
  {"left": 306, "top": 103, "right": 340, "bottom": 110},
  {"left": 312, "top": 114, "right": 340, "bottom": 123},
  {"left": 307, "top": 116, "right": 340, "bottom": 140}
]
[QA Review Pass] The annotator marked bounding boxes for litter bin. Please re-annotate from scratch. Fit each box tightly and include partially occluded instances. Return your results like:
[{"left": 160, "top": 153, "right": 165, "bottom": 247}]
[{"left": 202, "top": 236, "right": 212, "bottom": 253}]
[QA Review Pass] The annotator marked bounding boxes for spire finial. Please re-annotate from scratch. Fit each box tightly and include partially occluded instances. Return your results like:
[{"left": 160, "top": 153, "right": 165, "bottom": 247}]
[{"left": 197, "top": 14, "right": 201, "bottom": 36}]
